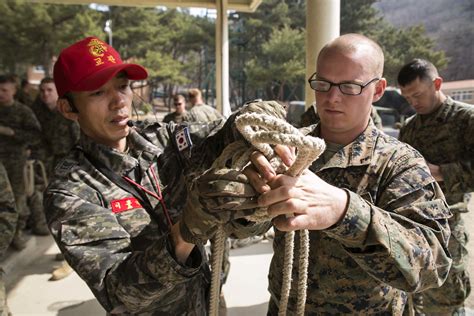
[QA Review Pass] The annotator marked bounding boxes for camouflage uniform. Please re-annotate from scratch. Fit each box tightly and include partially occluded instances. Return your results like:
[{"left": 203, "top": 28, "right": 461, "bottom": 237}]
[
  {"left": 300, "top": 104, "right": 383, "bottom": 129},
  {"left": 162, "top": 111, "right": 188, "bottom": 124},
  {"left": 399, "top": 97, "right": 473, "bottom": 315},
  {"left": 0, "top": 101, "right": 41, "bottom": 242},
  {"left": 43, "top": 118, "right": 257, "bottom": 315},
  {"left": 0, "top": 162, "right": 19, "bottom": 315},
  {"left": 28, "top": 98, "right": 80, "bottom": 234},
  {"left": 267, "top": 121, "right": 451, "bottom": 315},
  {"left": 187, "top": 104, "right": 224, "bottom": 123}
]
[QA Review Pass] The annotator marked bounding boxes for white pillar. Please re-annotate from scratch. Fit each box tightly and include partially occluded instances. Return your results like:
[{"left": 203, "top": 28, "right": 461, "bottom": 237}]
[
  {"left": 216, "top": 0, "right": 231, "bottom": 117},
  {"left": 305, "top": 0, "right": 340, "bottom": 108}
]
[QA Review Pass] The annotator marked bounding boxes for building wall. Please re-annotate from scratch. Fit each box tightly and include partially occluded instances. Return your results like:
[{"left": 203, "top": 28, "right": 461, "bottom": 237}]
[{"left": 442, "top": 80, "right": 474, "bottom": 105}]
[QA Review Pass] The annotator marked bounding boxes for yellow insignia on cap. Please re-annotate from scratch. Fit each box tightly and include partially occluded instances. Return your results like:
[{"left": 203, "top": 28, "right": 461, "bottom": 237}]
[{"left": 88, "top": 38, "right": 107, "bottom": 58}]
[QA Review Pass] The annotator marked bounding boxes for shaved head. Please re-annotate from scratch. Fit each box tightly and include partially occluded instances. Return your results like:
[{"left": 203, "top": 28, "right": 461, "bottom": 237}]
[{"left": 318, "top": 34, "right": 384, "bottom": 77}]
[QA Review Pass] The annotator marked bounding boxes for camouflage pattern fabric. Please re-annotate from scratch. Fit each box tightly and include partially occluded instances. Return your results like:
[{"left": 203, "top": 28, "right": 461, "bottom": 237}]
[
  {"left": 300, "top": 104, "right": 383, "bottom": 129},
  {"left": 399, "top": 97, "right": 474, "bottom": 314},
  {"left": 0, "top": 161, "right": 18, "bottom": 257},
  {"left": 266, "top": 121, "right": 451, "bottom": 315},
  {"left": 43, "top": 105, "right": 267, "bottom": 315},
  {"left": 162, "top": 111, "right": 187, "bottom": 124},
  {"left": 30, "top": 98, "right": 80, "bottom": 175},
  {"left": 187, "top": 104, "right": 224, "bottom": 123},
  {"left": 0, "top": 100, "right": 41, "bottom": 231},
  {"left": 0, "top": 162, "right": 18, "bottom": 315}
]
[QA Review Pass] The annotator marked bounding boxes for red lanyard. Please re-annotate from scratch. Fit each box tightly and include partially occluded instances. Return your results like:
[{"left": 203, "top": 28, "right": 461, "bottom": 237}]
[{"left": 123, "top": 165, "right": 173, "bottom": 228}]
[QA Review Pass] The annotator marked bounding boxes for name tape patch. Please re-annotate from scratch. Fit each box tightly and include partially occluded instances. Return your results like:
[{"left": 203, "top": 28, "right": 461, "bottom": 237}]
[{"left": 111, "top": 197, "right": 142, "bottom": 213}]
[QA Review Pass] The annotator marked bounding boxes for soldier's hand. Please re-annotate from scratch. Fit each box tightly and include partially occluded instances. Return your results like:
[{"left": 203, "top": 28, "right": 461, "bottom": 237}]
[
  {"left": 427, "top": 163, "right": 444, "bottom": 182},
  {"left": 243, "top": 144, "right": 295, "bottom": 193},
  {"left": 257, "top": 170, "right": 349, "bottom": 232},
  {"left": 179, "top": 168, "right": 259, "bottom": 245},
  {"left": 0, "top": 126, "right": 14, "bottom": 136}
]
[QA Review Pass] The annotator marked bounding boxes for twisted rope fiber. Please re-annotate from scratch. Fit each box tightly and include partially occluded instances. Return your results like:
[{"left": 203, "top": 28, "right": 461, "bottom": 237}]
[{"left": 208, "top": 112, "right": 325, "bottom": 316}]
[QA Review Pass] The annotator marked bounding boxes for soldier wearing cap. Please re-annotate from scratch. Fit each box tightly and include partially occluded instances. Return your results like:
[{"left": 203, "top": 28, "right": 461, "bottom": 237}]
[{"left": 44, "top": 36, "right": 272, "bottom": 314}]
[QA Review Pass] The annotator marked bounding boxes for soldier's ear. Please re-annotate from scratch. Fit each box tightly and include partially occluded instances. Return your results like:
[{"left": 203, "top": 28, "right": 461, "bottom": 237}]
[
  {"left": 372, "top": 78, "right": 387, "bottom": 103},
  {"left": 57, "top": 98, "right": 79, "bottom": 121},
  {"left": 433, "top": 77, "right": 443, "bottom": 91}
]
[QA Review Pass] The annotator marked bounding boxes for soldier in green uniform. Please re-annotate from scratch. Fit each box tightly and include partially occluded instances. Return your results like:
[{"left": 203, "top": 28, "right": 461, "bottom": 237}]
[
  {"left": 0, "top": 74, "right": 41, "bottom": 250},
  {"left": 236, "top": 34, "right": 452, "bottom": 314},
  {"left": 398, "top": 59, "right": 473, "bottom": 315},
  {"left": 44, "top": 36, "right": 270, "bottom": 315},
  {"left": 187, "top": 88, "right": 224, "bottom": 122},
  {"left": 162, "top": 94, "right": 188, "bottom": 124},
  {"left": 0, "top": 161, "right": 18, "bottom": 315}
]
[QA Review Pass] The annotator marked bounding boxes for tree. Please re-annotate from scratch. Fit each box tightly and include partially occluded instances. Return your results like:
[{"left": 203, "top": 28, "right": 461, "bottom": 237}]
[
  {"left": 245, "top": 25, "right": 305, "bottom": 100},
  {"left": 0, "top": 0, "right": 103, "bottom": 76}
]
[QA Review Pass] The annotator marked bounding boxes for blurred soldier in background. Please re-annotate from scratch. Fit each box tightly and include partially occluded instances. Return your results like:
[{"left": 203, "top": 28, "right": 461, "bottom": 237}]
[
  {"left": 187, "top": 88, "right": 224, "bottom": 122},
  {"left": 0, "top": 161, "right": 18, "bottom": 315},
  {"left": 0, "top": 74, "right": 41, "bottom": 250},
  {"left": 398, "top": 58, "right": 473, "bottom": 315},
  {"left": 163, "top": 94, "right": 188, "bottom": 124}
]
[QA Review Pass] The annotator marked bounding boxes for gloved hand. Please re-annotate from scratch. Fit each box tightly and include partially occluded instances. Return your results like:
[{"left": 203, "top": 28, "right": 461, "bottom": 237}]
[{"left": 179, "top": 167, "right": 259, "bottom": 245}]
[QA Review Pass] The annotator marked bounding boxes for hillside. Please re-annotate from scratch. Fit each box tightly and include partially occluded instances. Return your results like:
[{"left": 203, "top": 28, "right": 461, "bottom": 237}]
[{"left": 374, "top": 0, "right": 474, "bottom": 81}]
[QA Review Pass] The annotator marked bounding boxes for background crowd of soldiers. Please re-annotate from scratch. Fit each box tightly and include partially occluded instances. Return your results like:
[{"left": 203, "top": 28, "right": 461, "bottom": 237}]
[{"left": 0, "top": 53, "right": 472, "bottom": 315}]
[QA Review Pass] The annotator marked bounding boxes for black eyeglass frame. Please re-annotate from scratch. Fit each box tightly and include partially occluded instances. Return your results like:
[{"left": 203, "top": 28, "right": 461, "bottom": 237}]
[{"left": 307, "top": 72, "right": 380, "bottom": 96}]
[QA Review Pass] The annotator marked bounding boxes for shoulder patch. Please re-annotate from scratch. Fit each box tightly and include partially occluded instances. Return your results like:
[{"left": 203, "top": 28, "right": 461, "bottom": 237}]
[
  {"left": 175, "top": 126, "right": 193, "bottom": 152},
  {"left": 55, "top": 159, "right": 77, "bottom": 176}
]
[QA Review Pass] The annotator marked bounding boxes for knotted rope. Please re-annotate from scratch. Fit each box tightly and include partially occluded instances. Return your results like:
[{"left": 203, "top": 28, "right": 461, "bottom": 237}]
[{"left": 208, "top": 112, "right": 325, "bottom": 316}]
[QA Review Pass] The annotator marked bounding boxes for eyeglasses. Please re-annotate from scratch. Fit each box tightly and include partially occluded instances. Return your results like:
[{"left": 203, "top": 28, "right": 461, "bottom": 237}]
[
  {"left": 174, "top": 102, "right": 183, "bottom": 106},
  {"left": 308, "top": 72, "right": 380, "bottom": 96}
]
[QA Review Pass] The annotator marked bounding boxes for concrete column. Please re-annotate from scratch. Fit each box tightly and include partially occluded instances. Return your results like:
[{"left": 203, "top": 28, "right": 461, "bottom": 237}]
[
  {"left": 215, "top": 0, "right": 231, "bottom": 116},
  {"left": 305, "top": 0, "right": 340, "bottom": 108}
]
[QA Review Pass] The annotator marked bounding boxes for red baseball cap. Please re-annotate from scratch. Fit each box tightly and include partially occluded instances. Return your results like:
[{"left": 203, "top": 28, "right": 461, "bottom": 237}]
[{"left": 54, "top": 36, "right": 148, "bottom": 97}]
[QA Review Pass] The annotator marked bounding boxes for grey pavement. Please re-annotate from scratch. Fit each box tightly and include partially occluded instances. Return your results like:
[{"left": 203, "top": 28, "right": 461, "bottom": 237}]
[{"left": 3, "top": 234, "right": 273, "bottom": 315}]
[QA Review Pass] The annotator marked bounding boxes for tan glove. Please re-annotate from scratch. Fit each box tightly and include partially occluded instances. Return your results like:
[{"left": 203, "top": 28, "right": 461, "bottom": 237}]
[{"left": 179, "top": 168, "right": 259, "bottom": 245}]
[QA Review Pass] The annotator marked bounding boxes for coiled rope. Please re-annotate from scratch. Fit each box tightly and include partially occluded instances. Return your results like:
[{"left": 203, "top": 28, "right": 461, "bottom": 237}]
[{"left": 208, "top": 112, "right": 325, "bottom": 316}]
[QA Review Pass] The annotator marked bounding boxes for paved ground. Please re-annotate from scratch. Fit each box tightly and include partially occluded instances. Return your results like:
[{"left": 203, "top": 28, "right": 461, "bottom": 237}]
[{"left": 4, "top": 235, "right": 274, "bottom": 315}]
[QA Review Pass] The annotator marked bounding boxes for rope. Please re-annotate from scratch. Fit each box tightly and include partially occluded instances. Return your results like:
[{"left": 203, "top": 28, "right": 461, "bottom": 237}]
[
  {"left": 207, "top": 112, "right": 325, "bottom": 316},
  {"left": 24, "top": 160, "right": 35, "bottom": 197},
  {"left": 24, "top": 160, "right": 49, "bottom": 198}
]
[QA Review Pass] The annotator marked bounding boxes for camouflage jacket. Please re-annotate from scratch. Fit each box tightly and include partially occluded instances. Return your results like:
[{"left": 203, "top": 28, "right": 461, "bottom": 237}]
[
  {"left": 268, "top": 122, "right": 452, "bottom": 315},
  {"left": 187, "top": 104, "right": 224, "bottom": 123},
  {"left": 30, "top": 98, "right": 80, "bottom": 159},
  {"left": 399, "top": 97, "right": 474, "bottom": 209},
  {"left": 162, "top": 111, "right": 187, "bottom": 124},
  {"left": 43, "top": 117, "right": 257, "bottom": 315},
  {"left": 0, "top": 161, "right": 18, "bottom": 258},
  {"left": 0, "top": 100, "right": 41, "bottom": 158}
]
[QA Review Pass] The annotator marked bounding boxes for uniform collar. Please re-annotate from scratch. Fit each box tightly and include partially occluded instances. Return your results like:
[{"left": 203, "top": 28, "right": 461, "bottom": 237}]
[
  {"left": 419, "top": 96, "right": 454, "bottom": 121},
  {"left": 311, "top": 121, "right": 378, "bottom": 172},
  {"left": 79, "top": 129, "right": 160, "bottom": 175}
]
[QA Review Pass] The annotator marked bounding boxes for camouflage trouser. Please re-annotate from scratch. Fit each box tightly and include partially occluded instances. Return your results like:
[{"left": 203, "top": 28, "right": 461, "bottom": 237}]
[
  {"left": 0, "top": 269, "right": 9, "bottom": 316},
  {"left": 0, "top": 157, "right": 29, "bottom": 232},
  {"left": 412, "top": 212, "right": 470, "bottom": 315}
]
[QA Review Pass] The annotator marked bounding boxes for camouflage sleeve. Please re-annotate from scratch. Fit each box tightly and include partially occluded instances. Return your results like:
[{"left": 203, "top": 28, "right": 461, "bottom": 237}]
[
  {"left": 439, "top": 112, "right": 474, "bottom": 197},
  {"left": 44, "top": 187, "right": 207, "bottom": 313},
  {"left": 11, "top": 107, "right": 41, "bottom": 145},
  {"left": 325, "top": 152, "right": 452, "bottom": 293},
  {"left": 0, "top": 162, "right": 18, "bottom": 257}
]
